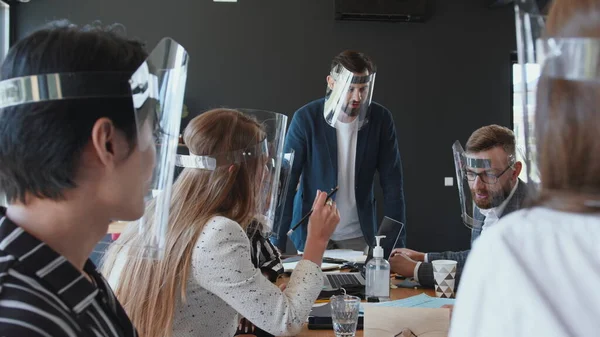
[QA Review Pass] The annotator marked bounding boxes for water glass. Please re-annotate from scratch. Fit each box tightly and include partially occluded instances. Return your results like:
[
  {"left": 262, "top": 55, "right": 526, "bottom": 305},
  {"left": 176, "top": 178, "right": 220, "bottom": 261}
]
[{"left": 330, "top": 294, "right": 361, "bottom": 337}]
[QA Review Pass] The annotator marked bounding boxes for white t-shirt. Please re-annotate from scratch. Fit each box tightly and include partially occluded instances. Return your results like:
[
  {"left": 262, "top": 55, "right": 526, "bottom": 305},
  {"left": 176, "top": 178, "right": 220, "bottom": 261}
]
[
  {"left": 450, "top": 207, "right": 600, "bottom": 337},
  {"left": 331, "top": 120, "right": 363, "bottom": 241}
]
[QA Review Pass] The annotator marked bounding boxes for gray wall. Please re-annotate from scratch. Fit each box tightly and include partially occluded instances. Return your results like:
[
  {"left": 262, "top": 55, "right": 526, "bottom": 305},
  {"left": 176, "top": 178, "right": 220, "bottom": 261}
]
[{"left": 12, "top": 0, "right": 516, "bottom": 253}]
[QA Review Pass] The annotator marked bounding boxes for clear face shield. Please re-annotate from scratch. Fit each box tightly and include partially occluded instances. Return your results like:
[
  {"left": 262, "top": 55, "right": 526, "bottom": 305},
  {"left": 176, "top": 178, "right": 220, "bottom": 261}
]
[
  {"left": 453, "top": 141, "right": 517, "bottom": 229},
  {"left": 273, "top": 150, "right": 295, "bottom": 236},
  {"left": 0, "top": 38, "right": 189, "bottom": 259},
  {"left": 514, "top": 0, "right": 546, "bottom": 187},
  {"left": 515, "top": 0, "right": 600, "bottom": 192},
  {"left": 175, "top": 109, "right": 290, "bottom": 235},
  {"left": 324, "top": 65, "right": 375, "bottom": 130}
]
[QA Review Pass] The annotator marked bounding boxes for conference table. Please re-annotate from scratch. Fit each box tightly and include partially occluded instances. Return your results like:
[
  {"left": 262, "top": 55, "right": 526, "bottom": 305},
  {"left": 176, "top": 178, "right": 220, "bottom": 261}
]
[
  {"left": 107, "top": 223, "right": 441, "bottom": 337},
  {"left": 279, "top": 275, "right": 437, "bottom": 337}
]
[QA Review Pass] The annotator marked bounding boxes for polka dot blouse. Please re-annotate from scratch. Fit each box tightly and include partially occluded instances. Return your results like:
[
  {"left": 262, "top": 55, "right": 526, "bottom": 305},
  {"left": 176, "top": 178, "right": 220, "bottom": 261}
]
[{"left": 171, "top": 216, "right": 323, "bottom": 337}]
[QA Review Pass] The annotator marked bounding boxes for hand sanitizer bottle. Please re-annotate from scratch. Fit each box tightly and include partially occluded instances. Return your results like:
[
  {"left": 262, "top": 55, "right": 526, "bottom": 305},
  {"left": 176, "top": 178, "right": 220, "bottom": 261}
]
[{"left": 365, "top": 235, "right": 390, "bottom": 302}]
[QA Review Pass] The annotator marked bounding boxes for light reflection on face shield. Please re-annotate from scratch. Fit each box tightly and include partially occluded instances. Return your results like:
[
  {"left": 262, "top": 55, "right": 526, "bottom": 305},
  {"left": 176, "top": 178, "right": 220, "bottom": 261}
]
[
  {"left": 464, "top": 149, "right": 516, "bottom": 209},
  {"left": 342, "top": 83, "right": 370, "bottom": 117}
]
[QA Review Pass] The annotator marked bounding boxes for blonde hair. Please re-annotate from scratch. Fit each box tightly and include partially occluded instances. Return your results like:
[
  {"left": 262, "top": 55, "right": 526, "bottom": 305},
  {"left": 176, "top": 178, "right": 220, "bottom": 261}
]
[{"left": 101, "top": 108, "right": 265, "bottom": 337}]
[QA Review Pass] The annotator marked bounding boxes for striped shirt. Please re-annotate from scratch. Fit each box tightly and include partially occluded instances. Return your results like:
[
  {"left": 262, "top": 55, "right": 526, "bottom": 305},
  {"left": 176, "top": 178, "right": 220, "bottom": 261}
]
[
  {"left": 246, "top": 220, "right": 283, "bottom": 283},
  {"left": 236, "top": 221, "right": 284, "bottom": 337},
  {"left": 0, "top": 208, "right": 138, "bottom": 337}
]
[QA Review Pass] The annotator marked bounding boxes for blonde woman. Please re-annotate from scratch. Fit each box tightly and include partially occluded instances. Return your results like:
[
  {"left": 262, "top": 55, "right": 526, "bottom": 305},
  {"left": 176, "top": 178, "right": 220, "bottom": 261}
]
[{"left": 102, "top": 108, "right": 340, "bottom": 337}]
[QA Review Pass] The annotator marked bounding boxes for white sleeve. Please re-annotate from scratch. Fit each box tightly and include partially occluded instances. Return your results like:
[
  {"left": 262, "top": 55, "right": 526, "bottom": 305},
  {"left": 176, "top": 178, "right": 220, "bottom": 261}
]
[
  {"left": 452, "top": 209, "right": 600, "bottom": 337},
  {"left": 449, "top": 229, "right": 516, "bottom": 337},
  {"left": 191, "top": 217, "right": 323, "bottom": 336},
  {"left": 413, "top": 262, "right": 422, "bottom": 283}
]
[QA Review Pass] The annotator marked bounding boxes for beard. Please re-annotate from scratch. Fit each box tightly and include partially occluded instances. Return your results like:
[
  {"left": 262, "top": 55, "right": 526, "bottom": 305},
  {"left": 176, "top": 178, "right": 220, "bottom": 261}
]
[
  {"left": 342, "top": 102, "right": 361, "bottom": 117},
  {"left": 471, "top": 180, "right": 513, "bottom": 209}
]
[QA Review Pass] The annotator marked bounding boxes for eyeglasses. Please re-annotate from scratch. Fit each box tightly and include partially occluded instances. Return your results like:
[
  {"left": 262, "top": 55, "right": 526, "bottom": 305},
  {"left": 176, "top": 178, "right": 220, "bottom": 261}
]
[{"left": 465, "top": 165, "right": 512, "bottom": 185}]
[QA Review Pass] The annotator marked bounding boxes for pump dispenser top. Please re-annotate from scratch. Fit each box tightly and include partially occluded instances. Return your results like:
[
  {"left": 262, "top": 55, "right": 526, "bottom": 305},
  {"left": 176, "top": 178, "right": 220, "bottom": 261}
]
[{"left": 373, "top": 235, "right": 386, "bottom": 258}]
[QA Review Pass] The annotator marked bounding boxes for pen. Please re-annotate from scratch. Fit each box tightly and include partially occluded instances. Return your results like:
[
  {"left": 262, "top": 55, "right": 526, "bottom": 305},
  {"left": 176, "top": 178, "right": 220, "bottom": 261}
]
[
  {"left": 314, "top": 299, "right": 330, "bottom": 304},
  {"left": 286, "top": 186, "right": 339, "bottom": 236}
]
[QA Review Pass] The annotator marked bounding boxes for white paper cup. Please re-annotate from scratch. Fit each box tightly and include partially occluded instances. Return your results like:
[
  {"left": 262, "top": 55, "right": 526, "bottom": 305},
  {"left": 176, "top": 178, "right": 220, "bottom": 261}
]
[{"left": 432, "top": 260, "right": 457, "bottom": 298}]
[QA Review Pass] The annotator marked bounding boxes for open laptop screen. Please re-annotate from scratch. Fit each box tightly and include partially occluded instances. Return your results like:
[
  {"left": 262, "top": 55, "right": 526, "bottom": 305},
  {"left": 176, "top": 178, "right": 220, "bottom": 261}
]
[{"left": 366, "top": 216, "right": 405, "bottom": 260}]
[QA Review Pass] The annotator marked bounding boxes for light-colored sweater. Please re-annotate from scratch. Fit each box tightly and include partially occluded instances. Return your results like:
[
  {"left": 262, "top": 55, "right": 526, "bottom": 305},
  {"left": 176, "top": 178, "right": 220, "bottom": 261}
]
[
  {"left": 450, "top": 207, "right": 600, "bottom": 337},
  {"left": 108, "top": 215, "right": 323, "bottom": 337}
]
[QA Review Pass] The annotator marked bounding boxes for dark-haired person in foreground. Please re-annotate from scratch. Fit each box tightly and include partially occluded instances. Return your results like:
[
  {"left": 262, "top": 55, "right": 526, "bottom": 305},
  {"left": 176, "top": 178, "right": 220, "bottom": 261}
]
[
  {"left": 273, "top": 50, "right": 406, "bottom": 253},
  {"left": 0, "top": 22, "right": 188, "bottom": 336}
]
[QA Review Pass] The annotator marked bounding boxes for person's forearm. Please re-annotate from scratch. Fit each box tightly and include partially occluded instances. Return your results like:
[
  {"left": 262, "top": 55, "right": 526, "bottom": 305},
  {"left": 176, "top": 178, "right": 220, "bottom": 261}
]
[{"left": 301, "top": 237, "right": 328, "bottom": 266}]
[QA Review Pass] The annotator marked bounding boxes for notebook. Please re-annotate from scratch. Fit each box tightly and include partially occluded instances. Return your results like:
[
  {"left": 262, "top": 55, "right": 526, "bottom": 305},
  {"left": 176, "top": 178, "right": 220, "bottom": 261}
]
[
  {"left": 364, "top": 306, "right": 449, "bottom": 337},
  {"left": 360, "top": 293, "right": 455, "bottom": 313}
]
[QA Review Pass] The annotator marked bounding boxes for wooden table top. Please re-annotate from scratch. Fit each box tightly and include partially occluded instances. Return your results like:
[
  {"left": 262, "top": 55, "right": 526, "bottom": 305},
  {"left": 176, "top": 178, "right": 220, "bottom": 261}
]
[
  {"left": 108, "top": 223, "right": 439, "bottom": 337},
  {"left": 285, "top": 279, "right": 436, "bottom": 337}
]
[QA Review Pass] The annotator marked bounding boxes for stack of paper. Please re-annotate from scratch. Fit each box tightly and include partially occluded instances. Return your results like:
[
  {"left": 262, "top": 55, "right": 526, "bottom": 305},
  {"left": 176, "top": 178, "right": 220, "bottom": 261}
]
[
  {"left": 361, "top": 293, "right": 455, "bottom": 313},
  {"left": 323, "top": 249, "right": 367, "bottom": 263},
  {"left": 364, "top": 306, "right": 449, "bottom": 337}
]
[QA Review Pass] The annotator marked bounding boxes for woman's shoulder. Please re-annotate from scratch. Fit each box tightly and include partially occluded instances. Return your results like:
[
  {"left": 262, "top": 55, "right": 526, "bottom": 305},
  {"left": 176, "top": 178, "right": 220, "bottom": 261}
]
[
  {"left": 204, "top": 215, "right": 244, "bottom": 230},
  {"left": 191, "top": 216, "right": 253, "bottom": 269},
  {"left": 195, "top": 216, "right": 248, "bottom": 247}
]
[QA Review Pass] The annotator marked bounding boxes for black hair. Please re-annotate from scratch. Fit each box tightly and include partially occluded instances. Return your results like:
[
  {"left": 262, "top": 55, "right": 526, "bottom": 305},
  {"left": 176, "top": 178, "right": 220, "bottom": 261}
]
[
  {"left": 330, "top": 50, "right": 376, "bottom": 74},
  {"left": 0, "top": 20, "right": 148, "bottom": 203}
]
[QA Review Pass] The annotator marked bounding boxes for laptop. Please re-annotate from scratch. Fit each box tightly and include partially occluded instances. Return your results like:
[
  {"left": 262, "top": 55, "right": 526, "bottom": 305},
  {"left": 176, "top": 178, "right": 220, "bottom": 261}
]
[
  {"left": 322, "top": 272, "right": 365, "bottom": 291},
  {"left": 367, "top": 216, "right": 405, "bottom": 260},
  {"left": 322, "top": 217, "right": 405, "bottom": 291}
]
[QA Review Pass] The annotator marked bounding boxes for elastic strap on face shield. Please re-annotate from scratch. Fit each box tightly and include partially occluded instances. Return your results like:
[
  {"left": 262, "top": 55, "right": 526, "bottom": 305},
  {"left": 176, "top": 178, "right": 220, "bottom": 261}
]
[
  {"left": 464, "top": 153, "right": 517, "bottom": 169},
  {"left": 329, "top": 71, "right": 374, "bottom": 84},
  {"left": 0, "top": 72, "right": 133, "bottom": 110},
  {"left": 175, "top": 154, "right": 217, "bottom": 170},
  {"left": 465, "top": 157, "right": 492, "bottom": 169},
  {"left": 175, "top": 138, "right": 269, "bottom": 170},
  {"left": 350, "top": 74, "right": 374, "bottom": 84}
]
